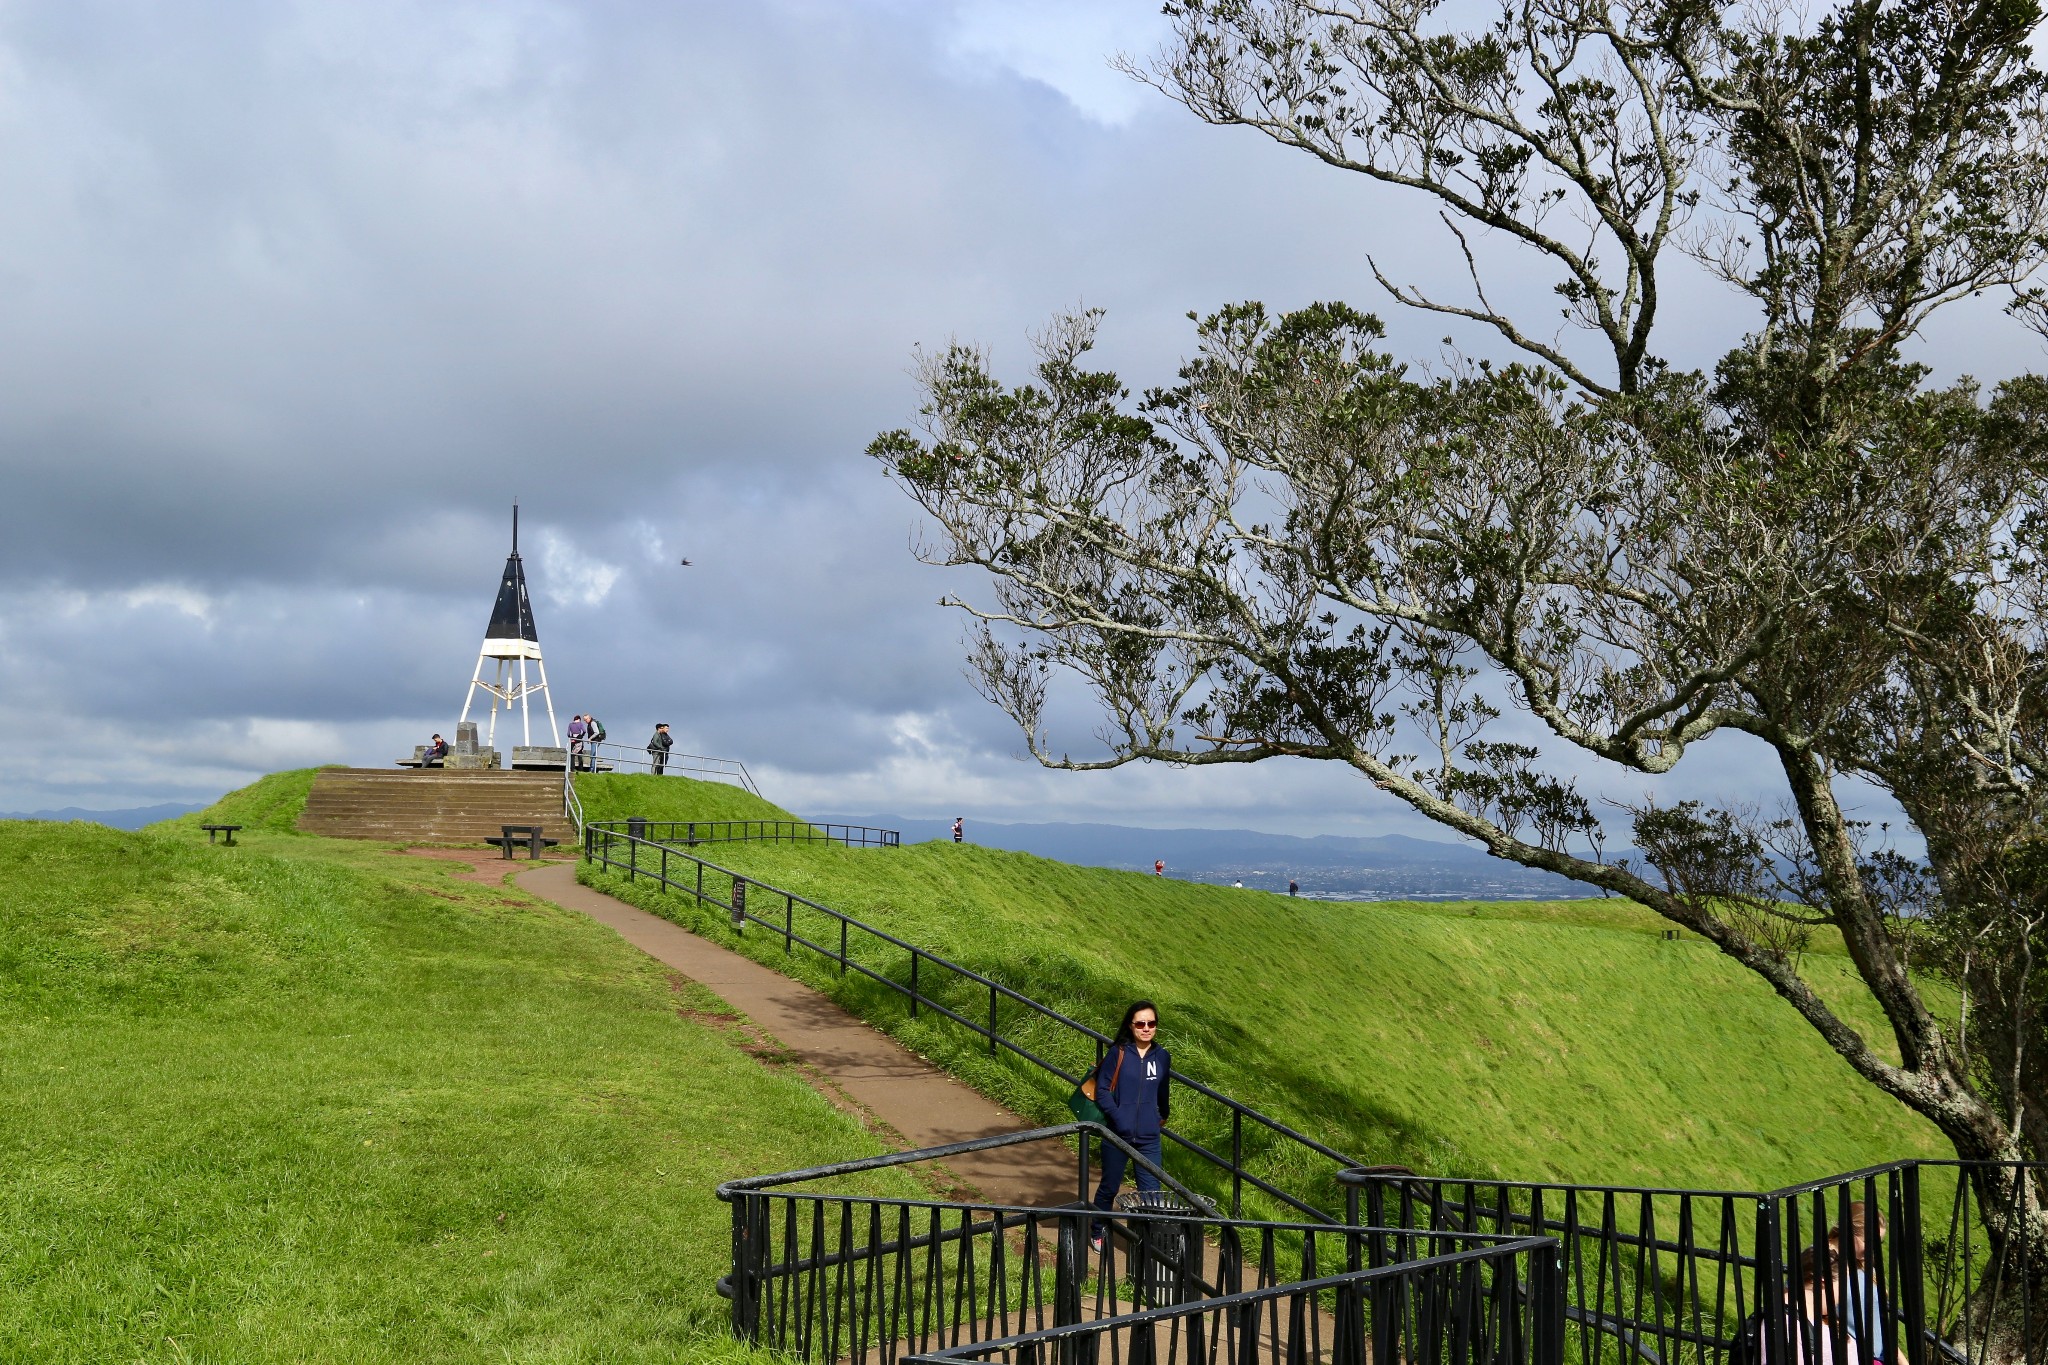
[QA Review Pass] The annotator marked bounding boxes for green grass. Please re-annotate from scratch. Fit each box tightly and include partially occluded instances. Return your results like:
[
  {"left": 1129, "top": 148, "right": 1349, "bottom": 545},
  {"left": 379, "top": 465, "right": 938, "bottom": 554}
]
[
  {"left": 574, "top": 774, "right": 789, "bottom": 828},
  {"left": 13, "top": 765, "right": 1956, "bottom": 1353},
  {"left": 0, "top": 815, "right": 912, "bottom": 1362},
  {"left": 162, "top": 765, "right": 329, "bottom": 835},
  {"left": 577, "top": 775, "right": 1951, "bottom": 1211}
]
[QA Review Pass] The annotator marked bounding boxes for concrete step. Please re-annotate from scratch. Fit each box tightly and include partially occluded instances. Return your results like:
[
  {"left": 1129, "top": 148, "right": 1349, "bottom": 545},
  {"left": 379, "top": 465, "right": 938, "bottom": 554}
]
[{"left": 298, "top": 768, "right": 572, "bottom": 841}]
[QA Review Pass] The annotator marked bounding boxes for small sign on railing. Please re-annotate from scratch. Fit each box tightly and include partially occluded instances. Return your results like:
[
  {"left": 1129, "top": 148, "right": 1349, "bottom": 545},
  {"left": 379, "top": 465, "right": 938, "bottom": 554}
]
[{"left": 731, "top": 876, "right": 746, "bottom": 932}]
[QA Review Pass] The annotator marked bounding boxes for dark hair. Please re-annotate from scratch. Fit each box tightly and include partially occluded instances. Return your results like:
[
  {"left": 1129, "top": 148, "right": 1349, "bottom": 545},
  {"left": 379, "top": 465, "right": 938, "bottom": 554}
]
[
  {"left": 1115, "top": 1000, "right": 1160, "bottom": 1047},
  {"left": 1793, "top": 1243, "right": 1847, "bottom": 1326}
]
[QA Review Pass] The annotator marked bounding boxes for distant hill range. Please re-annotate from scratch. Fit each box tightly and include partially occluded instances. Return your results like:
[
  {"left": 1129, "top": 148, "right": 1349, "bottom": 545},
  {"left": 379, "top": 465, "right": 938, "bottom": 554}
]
[
  {"left": 0, "top": 803, "right": 204, "bottom": 831},
  {"left": 815, "top": 814, "right": 1609, "bottom": 901}
]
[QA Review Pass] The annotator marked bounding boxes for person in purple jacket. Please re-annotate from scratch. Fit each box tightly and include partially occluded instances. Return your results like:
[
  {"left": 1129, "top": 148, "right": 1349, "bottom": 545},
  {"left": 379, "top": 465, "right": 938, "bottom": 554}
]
[{"left": 1091, "top": 999, "right": 1171, "bottom": 1246}]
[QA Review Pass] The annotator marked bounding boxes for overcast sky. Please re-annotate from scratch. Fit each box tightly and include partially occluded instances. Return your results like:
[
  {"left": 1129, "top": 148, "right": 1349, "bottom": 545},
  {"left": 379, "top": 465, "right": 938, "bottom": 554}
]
[{"left": 0, "top": 1, "right": 2038, "bottom": 840}]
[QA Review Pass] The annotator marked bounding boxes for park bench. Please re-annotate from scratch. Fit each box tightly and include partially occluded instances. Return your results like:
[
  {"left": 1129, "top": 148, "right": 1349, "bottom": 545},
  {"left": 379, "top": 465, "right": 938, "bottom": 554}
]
[
  {"left": 201, "top": 824, "right": 243, "bottom": 845},
  {"left": 484, "top": 824, "right": 560, "bottom": 860}
]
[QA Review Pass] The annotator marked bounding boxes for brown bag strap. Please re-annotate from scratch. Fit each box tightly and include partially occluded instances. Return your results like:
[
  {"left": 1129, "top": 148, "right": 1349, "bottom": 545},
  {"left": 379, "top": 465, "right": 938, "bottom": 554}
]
[{"left": 1082, "top": 1044, "right": 1127, "bottom": 1104}]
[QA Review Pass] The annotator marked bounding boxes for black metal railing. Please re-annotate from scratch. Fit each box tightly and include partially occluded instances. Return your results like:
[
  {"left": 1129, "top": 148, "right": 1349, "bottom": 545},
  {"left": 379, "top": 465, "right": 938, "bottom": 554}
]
[
  {"left": 584, "top": 821, "right": 2048, "bottom": 1365},
  {"left": 1341, "top": 1168, "right": 1761, "bottom": 1365},
  {"left": 589, "top": 818, "right": 899, "bottom": 849},
  {"left": 583, "top": 822, "right": 1362, "bottom": 1223},
  {"left": 718, "top": 1124, "right": 1557, "bottom": 1365},
  {"left": 1344, "top": 1160, "right": 2048, "bottom": 1365},
  {"left": 569, "top": 740, "right": 763, "bottom": 795},
  {"left": 902, "top": 1240, "right": 1562, "bottom": 1365}
]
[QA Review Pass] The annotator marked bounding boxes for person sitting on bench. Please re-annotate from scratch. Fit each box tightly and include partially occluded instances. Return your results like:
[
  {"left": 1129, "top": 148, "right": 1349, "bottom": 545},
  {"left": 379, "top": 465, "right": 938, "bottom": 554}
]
[{"left": 423, "top": 734, "right": 449, "bottom": 767}]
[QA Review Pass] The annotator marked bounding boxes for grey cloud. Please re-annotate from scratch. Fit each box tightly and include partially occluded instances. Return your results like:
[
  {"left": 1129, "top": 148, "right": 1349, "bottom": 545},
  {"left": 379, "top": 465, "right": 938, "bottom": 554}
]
[{"left": 0, "top": 0, "right": 2033, "bottom": 833}]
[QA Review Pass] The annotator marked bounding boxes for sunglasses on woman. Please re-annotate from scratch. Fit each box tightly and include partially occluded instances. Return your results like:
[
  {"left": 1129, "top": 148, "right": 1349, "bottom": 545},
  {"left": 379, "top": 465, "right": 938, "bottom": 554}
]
[{"left": 1133, "top": 1019, "right": 1158, "bottom": 1030}]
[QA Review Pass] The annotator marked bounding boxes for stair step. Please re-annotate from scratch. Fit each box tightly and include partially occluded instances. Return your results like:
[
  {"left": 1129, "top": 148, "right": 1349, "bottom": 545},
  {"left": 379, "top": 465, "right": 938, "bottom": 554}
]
[{"left": 297, "top": 769, "right": 573, "bottom": 841}]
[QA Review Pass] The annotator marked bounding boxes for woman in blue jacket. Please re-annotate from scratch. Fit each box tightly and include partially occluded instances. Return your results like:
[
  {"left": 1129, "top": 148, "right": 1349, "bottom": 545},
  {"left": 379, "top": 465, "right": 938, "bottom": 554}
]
[{"left": 1092, "top": 1000, "right": 1171, "bottom": 1242}]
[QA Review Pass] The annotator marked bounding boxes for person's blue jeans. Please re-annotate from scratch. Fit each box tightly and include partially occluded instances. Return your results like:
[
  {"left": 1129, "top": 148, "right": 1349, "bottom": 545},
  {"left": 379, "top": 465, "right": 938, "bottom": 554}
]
[{"left": 1092, "top": 1132, "right": 1162, "bottom": 1235}]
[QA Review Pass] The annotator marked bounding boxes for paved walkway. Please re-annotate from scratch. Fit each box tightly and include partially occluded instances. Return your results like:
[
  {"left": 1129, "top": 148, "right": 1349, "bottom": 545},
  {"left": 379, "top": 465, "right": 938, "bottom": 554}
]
[{"left": 513, "top": 862, "right": 1080, "bottom": 1208}]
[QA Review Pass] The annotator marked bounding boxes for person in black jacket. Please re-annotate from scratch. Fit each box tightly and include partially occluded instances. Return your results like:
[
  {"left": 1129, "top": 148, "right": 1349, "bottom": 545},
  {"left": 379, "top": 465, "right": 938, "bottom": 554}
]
[
  {"left": 647, "top": 723, "right": 673, "bottom": 775},
  {"left": 1091, "top": 999, "right": 1171, "bottom": 1244}
]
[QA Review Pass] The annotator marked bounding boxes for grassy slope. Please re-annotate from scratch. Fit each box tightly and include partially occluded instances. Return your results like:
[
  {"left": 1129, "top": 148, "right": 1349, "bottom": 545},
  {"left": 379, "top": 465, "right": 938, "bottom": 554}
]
[
  {"left": 164, "top": 765, "right": 329, "bottom": 833},
  {"left": 576, "top": 773, "right": 783, "bottom": 827},
  {"left": 0, "top": 813, "right": 910, "bottom": 1363},
  {"left": 577, "top": 775, "right": 1949, "bottom": 1205}
]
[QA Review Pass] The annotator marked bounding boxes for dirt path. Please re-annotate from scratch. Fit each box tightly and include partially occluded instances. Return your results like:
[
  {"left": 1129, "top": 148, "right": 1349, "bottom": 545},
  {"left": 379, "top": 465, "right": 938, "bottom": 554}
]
[
  {"left": 513, "top": 862, "right": 1081, "bottom": 1209},
  {"left": 389, "top": 847, "right": 546, "bottom": 885}
]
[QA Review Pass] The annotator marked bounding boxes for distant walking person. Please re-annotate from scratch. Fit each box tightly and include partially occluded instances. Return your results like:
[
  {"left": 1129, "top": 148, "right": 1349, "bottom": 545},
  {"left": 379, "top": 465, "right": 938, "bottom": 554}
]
[
  {"left": 952, "top": 817, "right": 964, "bottom": 844},
  {"left": 1090, "top": 1000, "right": 1170, "bottom": 1246},
  {"left": 1288, "top": 879, "right": 1299, "bottom": 897},
  {"left": 647, "top": 723, "right": 673, "bottom": 776},
  {"left": 1154, "top": 860, "right": 1164, "bottom": 877}
]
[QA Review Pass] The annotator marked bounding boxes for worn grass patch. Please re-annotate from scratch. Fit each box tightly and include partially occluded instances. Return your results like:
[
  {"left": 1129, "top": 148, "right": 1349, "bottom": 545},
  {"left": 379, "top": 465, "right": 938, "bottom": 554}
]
[{"left": 0, "top": 817, "right": 906, "bottom": 1363}]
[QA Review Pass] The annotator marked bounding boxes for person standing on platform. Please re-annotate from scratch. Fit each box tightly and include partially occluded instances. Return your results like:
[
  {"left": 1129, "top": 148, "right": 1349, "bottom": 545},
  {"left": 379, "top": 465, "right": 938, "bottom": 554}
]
[
  {"left": 647, "top": 723, "right": 673, "bottom": 776},
  {"left": 1090, "top": 1000, "right": 1171, "bottom": 1247},
  {"left": 567, "top": 714, "right": 589, "bottom": 771},
  {"left": 952, "top": 817, "right": 964, "bottom": 844}
]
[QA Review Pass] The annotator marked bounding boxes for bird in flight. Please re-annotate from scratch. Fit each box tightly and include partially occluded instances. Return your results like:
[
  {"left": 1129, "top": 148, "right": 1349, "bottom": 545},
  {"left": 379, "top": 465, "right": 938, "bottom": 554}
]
[{"left": 678, "top": 557, "right": 693, "bottom": 567}]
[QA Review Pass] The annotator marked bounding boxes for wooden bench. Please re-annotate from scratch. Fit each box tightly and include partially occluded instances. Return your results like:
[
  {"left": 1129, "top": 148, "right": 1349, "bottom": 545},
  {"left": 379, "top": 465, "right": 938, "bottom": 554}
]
[
  {"left": 486, "top": 825, "right": 560, "bottom": 860},
  {"left": 201, "top": 824, "right": 243, "bottom": 846}
]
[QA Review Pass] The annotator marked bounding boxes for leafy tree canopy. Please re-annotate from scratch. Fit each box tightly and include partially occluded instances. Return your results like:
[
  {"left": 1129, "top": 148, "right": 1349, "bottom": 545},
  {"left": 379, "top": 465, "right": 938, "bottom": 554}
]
[{"left": 872, "top": 0, "right": 2048, "bottom": 1248}]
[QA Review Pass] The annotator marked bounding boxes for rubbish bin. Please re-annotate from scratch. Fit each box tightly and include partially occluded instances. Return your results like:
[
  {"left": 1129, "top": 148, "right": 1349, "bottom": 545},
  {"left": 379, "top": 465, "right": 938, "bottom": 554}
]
[
  {"left": 627, "top": 816, "right": 647, "bottom": 842},
  {"left": 1115, "top": 1189, "right": 1200, "bottom": 1308}
]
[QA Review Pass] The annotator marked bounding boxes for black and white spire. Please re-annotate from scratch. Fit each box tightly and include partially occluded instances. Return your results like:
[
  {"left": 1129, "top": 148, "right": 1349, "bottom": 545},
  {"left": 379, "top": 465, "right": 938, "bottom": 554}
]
[
  {"left": 459, "top": 505, "right": 560, "bottom": 749},
  {"left": 483, "top": 505, "right": 540, "bottom": 647}
]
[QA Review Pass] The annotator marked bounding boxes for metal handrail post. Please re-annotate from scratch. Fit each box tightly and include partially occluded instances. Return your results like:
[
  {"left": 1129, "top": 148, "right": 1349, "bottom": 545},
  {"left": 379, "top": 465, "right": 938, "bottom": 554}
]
[
  {"left": 1054, "top": 1203, "right": 1089, "bottom": 1365},
  {"left": 729, "top": 1189, "right": 766, "bottom": 1342},
  {"left": 1756, "top": 1196, "right": 1786, "bottom": 1365},
  {"left": 1899, "top": 1163, "right": 1926, "bottom": 1365},
  {"left": 1530, "top": 1239, "right": 1566, "bottom": 1365}
]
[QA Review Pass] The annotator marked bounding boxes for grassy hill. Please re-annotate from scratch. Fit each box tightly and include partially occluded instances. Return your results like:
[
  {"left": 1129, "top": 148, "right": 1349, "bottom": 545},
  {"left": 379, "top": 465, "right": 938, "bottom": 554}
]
[
  {"left": 0, "top": 813, "right": 909, "bottom": 1362},
  {"left": 574, "top": 774, "right": 1952, "bottom": 1211}
]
